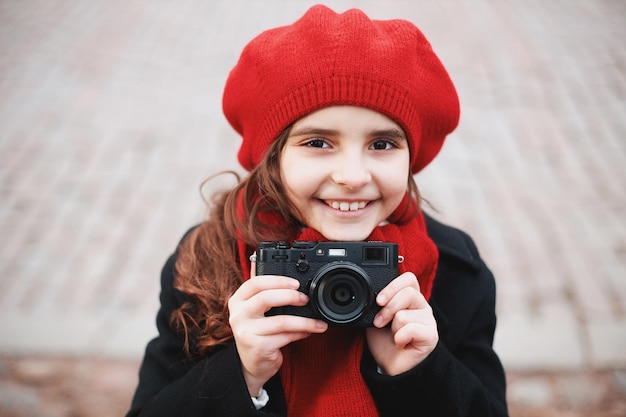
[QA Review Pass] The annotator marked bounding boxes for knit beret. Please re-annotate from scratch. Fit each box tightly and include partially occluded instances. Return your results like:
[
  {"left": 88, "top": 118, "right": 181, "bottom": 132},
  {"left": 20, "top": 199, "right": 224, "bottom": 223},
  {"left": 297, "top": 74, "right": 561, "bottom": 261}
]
[{"left": 223, "top": 4, "right": 460, "bottom": 173}]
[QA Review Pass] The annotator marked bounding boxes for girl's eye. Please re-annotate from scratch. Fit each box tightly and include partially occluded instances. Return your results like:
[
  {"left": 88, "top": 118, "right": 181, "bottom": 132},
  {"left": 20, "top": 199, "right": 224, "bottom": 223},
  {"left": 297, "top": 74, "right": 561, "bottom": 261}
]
[
  {"left": 305, "top": 138, "right": 328, "bottom": 148},
  {"left": 370, "top": 139, "right": 396, "bottom": 150}
]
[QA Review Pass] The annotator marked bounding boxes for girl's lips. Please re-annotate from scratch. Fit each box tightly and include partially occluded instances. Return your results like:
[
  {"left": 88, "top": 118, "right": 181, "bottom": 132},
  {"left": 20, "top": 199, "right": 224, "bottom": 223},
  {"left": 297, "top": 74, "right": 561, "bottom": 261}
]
[{"left": 325, "top": 200, "right": 368, "bottom": 212}]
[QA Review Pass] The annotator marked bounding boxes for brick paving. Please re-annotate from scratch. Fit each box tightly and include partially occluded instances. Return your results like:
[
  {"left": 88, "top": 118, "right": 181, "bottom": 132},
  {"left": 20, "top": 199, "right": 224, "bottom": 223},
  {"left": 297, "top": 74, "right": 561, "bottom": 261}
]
[{"left": 0, "top": 0, "right": 625, "bottom": 415}]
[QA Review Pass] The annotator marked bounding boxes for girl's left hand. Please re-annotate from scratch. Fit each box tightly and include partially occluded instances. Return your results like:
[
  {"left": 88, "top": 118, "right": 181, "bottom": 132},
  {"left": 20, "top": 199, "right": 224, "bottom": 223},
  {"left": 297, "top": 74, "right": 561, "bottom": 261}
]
[{"left": 365, "top": 272, "right": 438, "bottom": 376}]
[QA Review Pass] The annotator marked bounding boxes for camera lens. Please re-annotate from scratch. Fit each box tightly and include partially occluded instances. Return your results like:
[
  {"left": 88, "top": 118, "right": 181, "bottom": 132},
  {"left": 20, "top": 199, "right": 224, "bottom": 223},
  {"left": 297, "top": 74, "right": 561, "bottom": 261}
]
[
  {"left": 310, "top": 262, "right": 373, "bottom": 325},
  {"left": 330, "top": 283, "right": 354, "bottom": 306}
]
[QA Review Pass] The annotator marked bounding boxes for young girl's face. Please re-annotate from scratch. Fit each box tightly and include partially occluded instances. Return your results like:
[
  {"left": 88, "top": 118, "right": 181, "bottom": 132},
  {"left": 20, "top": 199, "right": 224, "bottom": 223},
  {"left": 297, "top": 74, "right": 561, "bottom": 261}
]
[{"left": 280, "top": 106, "right": 410, "bottom": 241}]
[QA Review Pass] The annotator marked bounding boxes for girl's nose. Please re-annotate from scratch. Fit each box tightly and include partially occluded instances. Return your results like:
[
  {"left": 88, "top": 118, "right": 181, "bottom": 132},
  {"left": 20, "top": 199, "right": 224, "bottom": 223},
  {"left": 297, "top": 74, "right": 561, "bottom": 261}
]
[{"left": 331, "top": 154, "right": 372, "bottom": 189}]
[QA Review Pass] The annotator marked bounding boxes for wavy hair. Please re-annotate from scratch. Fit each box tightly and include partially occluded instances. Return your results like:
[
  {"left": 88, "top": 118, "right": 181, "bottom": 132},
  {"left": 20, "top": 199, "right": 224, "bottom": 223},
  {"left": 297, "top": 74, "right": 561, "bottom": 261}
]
[{"left": 171, "top": 127, "right": 421, "bottom": 356}]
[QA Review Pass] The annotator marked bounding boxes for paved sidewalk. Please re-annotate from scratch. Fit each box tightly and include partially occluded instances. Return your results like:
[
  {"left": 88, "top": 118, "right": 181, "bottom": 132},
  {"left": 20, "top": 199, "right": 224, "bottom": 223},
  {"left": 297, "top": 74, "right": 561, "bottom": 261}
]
[{"left": 0, "top": 0, "right": 625, "bottom": 415}]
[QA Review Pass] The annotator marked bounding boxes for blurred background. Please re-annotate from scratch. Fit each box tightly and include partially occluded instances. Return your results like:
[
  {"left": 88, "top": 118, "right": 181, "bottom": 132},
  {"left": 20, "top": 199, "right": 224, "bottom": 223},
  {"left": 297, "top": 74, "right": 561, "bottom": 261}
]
[{"left": 0, "top": 0, "right": 624, "bottom": 416}]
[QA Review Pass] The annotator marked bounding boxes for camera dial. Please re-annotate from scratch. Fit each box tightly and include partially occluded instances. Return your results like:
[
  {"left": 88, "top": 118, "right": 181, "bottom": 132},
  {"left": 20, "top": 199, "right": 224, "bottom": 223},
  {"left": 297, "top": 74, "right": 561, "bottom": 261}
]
[{"left": 296, "top": 258, "right": 309, "bottom": 272}]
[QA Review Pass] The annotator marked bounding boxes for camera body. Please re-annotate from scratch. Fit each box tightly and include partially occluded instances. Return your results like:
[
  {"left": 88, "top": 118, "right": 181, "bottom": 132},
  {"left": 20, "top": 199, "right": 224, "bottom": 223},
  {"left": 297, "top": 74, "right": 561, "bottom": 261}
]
[{"left": 256, "top": 241, "right": 399, "bottom": 327}]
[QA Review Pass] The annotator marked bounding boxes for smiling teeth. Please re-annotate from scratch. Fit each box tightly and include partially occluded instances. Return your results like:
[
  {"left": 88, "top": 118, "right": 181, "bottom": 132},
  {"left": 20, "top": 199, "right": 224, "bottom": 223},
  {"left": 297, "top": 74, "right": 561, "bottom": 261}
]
[{"left": 330, "top": 201, "right": 367, "bottom": 211}]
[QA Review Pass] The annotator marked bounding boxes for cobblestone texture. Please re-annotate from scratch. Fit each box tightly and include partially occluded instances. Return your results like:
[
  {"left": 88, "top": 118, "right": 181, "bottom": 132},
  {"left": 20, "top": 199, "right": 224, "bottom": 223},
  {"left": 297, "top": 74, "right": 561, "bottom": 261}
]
[{"left": 0, "top": 0, "right": 624, "bottom": 415}]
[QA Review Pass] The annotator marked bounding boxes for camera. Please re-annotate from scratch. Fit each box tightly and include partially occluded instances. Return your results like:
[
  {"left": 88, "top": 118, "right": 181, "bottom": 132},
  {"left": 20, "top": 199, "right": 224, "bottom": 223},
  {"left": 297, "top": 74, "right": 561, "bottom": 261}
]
[{"left": 255, "top": 241, "right": 399, "bottom": 326}]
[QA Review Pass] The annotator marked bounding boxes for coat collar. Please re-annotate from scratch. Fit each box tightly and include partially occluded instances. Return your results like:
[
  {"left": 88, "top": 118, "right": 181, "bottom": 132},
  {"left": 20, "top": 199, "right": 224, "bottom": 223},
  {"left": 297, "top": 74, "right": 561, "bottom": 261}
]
[{"left": 424, "top": 213, "right": 482, "bottom": 273}]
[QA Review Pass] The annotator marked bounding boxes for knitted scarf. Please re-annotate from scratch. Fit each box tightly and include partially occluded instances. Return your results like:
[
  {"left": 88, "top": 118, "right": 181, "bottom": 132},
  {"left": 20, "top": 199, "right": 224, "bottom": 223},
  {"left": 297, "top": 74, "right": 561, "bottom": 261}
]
[{"left": 237, "top": 196, "right": 438, "bottom": 416}]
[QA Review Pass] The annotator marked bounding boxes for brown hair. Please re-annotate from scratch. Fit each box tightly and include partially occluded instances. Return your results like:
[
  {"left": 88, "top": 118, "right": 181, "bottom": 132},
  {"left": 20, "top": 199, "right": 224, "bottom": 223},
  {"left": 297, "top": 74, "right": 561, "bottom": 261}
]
[{"left": 171, "top": 128, "right": 421, "bottom": 356}]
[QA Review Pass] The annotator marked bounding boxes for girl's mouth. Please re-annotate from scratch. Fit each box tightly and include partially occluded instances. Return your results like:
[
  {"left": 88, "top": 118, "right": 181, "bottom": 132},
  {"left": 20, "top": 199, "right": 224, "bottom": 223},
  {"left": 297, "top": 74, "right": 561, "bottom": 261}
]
[{"left": 326, "top": 200, "right": 368, "bottom": 212}]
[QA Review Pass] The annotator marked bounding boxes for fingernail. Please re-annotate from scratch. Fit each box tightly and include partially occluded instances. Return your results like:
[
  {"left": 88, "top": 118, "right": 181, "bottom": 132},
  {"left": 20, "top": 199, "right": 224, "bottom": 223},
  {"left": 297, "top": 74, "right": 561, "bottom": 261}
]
[{"left": 377, "top": 293, "right": 387, "bottom": 305}]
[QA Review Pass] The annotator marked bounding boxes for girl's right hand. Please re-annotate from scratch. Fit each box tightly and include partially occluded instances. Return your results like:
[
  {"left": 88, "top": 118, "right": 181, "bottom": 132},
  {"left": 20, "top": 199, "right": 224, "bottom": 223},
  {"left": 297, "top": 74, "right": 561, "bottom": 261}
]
[{"left": 227, "top": 260, "right": 328, "bottom": 397}]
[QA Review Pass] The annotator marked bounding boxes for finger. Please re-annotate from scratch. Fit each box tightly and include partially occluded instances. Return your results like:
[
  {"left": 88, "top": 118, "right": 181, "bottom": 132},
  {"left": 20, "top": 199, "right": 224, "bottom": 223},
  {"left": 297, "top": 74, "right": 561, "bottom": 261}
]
[
  {"left": 386, "top": 285, "right": 428, "bottom": 312},
  {"left": 231, "top": 315, "right": 328, "bottom": 354},
  {"left": 229, "top": 287, "right": 308, "bottom": 321},
  {"left": 268, "top": 331, "right": 323, "bottom": 348},
  {"left": 374, "top": 286, "right": 428, "bottom": 328},
  {"left": 232, "top": 275, "right": 301, "bottom": 302},
  {"left": 393, "top": 321, "right": 438, "bottom": 350},
  {"left": 237, "top": 329, "right": 324, "bottom": 355},
  {"left": 376, "top": 272, "right": 422, "bottom": 306},
  {"left": 252, "top": 315, "right": 328, "bottom": 337},
  {"left": 389, "top": 308, "right": 434, "bottom": 334},
  {"left": 251, "top": 288, "right": 309, "bottom": 313}
]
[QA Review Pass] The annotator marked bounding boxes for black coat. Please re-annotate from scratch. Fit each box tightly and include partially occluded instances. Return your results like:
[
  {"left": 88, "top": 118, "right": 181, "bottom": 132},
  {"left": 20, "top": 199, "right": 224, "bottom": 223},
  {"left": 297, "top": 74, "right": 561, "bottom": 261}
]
[{"left": 126, "top": 214, "right": 509, "bottom": 416}]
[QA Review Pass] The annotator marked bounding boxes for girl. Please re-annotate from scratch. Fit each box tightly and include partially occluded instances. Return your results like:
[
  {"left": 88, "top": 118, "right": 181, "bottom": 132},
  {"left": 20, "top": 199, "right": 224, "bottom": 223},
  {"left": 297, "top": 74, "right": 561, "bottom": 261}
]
[{"left": 126, "top": 5, "right": 508, "bottom": 416}]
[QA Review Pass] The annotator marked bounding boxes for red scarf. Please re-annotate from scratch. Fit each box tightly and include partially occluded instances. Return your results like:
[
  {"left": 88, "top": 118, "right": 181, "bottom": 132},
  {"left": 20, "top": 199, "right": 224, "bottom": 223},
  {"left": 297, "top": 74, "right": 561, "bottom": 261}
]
[{"left": 237, "top": 196, "right": 438, "bottom": 416}]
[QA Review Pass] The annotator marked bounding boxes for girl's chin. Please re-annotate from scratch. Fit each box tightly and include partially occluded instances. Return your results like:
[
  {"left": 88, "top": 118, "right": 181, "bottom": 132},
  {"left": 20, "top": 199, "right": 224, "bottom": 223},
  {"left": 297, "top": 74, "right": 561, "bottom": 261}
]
[{"left": 317, "top": 225, "right": 374, "bottom": 242}]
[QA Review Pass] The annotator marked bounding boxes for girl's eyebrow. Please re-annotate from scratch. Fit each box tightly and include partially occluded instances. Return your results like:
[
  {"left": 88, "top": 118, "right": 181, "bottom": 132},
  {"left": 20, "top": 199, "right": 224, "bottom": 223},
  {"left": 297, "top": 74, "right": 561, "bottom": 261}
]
[
  {"left": 370, "top": 128, "right": 407, "bottom": 140},
  {"left": 289, "top": 127, "right": 338, "bottom": 137},
  {"left": 289, "top": 126, "right": 407, "bottom": 139}
]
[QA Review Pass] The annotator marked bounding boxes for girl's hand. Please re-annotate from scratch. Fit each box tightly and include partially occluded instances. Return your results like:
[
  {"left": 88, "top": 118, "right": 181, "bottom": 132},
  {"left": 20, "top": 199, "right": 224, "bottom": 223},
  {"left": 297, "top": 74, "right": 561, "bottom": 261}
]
[
  {"left": 227, "top": 259, "right": 328, "bottom": 396},
  {"left": 365, "top": 272, "right": 438, "bottom": 376}
]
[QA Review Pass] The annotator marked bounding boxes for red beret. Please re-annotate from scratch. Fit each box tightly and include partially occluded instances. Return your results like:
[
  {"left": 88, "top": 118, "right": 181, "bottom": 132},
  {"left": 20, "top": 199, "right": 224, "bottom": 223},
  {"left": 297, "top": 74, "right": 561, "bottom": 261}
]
[{"left": 223, "top": 5, "right": 460, "bottom": 173}]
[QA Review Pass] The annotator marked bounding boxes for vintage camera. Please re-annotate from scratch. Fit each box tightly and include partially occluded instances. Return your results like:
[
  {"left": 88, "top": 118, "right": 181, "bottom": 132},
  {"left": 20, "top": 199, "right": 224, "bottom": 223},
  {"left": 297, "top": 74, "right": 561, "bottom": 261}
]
[{"left": 255, "top": 241, "right": 400, "bottom": 326}]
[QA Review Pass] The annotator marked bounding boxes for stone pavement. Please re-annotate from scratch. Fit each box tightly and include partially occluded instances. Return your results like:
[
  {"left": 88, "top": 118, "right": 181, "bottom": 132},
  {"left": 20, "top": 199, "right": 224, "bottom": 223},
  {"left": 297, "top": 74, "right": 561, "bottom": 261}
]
[{"left": 0, "top": 0, "right": 625, "bottom": 415}]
